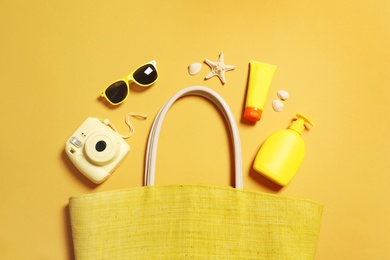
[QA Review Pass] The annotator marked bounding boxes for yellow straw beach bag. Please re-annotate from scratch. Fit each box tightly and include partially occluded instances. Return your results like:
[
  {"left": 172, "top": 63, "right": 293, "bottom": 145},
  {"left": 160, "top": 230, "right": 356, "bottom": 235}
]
[{"left": 69, "top": 86, "right": 323, "bottom": 259}]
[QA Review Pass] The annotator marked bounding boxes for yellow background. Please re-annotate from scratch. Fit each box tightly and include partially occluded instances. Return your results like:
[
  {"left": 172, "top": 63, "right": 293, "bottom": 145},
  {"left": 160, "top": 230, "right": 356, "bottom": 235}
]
[{"left": 1, "top": 1, "right": 389, "bottom": 259}]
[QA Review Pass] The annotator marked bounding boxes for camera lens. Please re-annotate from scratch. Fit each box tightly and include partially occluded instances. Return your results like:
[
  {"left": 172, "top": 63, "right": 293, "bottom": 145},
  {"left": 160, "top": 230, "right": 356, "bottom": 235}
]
[
  {"left": 95, "top": 140, "right": 107, "bottom": 152},
  {"left": 85, "top": 131, "right": 119, "bottom": 165}
]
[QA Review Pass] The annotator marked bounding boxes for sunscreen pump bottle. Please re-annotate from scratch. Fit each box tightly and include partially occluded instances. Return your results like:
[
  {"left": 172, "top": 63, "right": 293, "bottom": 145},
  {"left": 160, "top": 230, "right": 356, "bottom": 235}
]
[
  {"left": 253, "top": 114, "right": 314, "bottom": 186},
  {"left": 243, "top": 61, "right": 277, "bottom": 122}
]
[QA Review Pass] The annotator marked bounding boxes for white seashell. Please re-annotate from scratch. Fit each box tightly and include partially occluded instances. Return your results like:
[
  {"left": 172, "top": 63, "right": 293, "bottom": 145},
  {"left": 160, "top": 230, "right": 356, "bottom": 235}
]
[
  {"left": 277, "top": 90, "right": 289, "bottom": 100},
  {"left": 272, "top": 100, "right": 284, "bottom": 112},
  {"left": 188, "top": 62, "right": 202, "bottom": 75}
]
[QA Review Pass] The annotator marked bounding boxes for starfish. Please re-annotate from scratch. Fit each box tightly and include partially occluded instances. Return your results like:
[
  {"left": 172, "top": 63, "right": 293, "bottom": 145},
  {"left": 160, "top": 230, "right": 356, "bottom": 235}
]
[{"left": 204, "top": 52, "right": 236, "bottom": 84}]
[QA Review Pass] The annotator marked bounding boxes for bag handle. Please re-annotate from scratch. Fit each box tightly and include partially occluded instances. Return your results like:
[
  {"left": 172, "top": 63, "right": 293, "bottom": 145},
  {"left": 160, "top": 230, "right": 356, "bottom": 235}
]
[{"left": 144, "top": 86, "right": 243, "bottom": 188}]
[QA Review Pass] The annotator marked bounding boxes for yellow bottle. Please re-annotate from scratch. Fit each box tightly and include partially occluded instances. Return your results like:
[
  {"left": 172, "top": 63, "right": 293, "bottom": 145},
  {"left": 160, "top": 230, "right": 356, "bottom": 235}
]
[{"left": 253, "top": 114, "right": 314, "bottom": 186}]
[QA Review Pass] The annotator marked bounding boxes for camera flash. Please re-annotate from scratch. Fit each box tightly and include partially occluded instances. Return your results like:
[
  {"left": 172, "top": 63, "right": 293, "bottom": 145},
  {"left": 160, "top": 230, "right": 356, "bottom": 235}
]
[{"left": 70, "top": 136, "right": 83, "bottom": 148}]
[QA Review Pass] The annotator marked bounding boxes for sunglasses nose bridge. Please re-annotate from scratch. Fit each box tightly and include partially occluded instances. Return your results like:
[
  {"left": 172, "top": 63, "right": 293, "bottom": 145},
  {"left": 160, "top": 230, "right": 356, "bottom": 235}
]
[{"left": 124, "top": 75, "right": 136, "bottom": 88}]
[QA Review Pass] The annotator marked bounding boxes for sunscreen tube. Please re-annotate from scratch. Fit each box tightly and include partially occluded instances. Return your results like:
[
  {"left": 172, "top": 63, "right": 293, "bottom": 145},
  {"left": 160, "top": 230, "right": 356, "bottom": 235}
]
[{"left": 244, "top": 61, "right": 277, "bottom": 122}]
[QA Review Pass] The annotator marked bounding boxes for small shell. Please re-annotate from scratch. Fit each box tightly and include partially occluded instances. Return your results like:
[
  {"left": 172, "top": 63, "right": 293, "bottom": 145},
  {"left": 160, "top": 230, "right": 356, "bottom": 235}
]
[
  {"left": 188, "top": 62, "right": 202, "bottom": 75},
  {"left": 277, "top": 90, "right": 289, "bottom": 101},
  {"left": 272, "top": 100, "right": 284, "bottom": 112}
]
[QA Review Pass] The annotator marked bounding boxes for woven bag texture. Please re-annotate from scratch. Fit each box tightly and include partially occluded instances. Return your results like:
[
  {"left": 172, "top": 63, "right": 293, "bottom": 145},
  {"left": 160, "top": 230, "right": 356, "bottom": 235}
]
[{"left": 69, "top": 184, "right": 322, "bottom": 259}]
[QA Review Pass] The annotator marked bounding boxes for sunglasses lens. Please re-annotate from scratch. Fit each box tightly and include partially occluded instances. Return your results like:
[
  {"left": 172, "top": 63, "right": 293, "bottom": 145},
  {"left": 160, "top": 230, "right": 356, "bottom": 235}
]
[
  {"left": 104, "top": 81, "right": 128, "bottom": 104},
  {"left": 133, "top": 64, "right": 158, "bottom": 85}
]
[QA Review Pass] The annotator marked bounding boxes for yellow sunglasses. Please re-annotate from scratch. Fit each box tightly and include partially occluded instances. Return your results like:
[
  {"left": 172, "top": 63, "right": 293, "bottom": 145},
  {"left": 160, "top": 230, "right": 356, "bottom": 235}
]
[{"left": 100, "top": 60, "right": 159, "bottom": 105}]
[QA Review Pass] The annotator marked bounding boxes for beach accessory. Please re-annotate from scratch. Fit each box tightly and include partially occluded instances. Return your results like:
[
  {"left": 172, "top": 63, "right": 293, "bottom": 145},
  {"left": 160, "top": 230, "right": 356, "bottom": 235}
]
[
  {"left": 65, "top": 113, "right": 147, "bottom": 184},
  {"left": 204, "top": 52, "right": 236, "bottom": 84},
  {"left": 69, "top": 86, "right": 323, "bottom": 259},
  {"left": 100, "top": 60, "right": 159, "bottom": 105}
]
